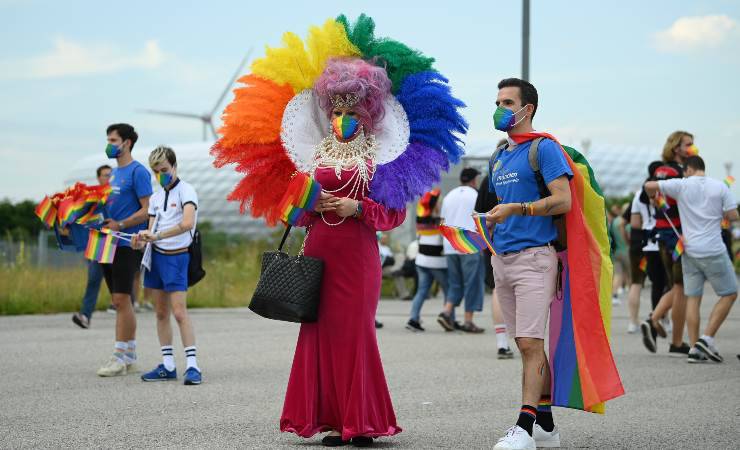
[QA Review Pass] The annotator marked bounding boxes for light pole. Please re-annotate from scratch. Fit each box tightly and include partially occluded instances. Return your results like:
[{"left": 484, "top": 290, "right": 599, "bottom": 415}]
[{"left": 522, "top": 0, "right": 530, "bottom": 81}]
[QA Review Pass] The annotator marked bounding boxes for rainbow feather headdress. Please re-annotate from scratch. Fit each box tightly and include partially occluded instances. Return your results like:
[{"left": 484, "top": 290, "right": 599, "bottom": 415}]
[
  {"left": 211, "top": 14, "right": 468, "bottom": 225},
  {"left": 508, "top": 132, "right": 625, "bottom": 413}
]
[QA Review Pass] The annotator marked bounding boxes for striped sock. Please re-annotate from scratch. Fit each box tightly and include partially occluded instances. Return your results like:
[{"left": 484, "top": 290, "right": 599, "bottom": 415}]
[
  {"left": 536, "top": 395, "right": 554, "bottom": 432},
  {"left": 516, "top": 405, "right": 537, "bottom": 436},
  {"left": 184, "top": 346, "right": 198, "bottom": 370},
  {"left": 495, "top": 324, "right": 508, "bottom": 349},
  {"left": 113, "top": 341, "right": 127, "bottom": 363},
  {"left": 161, "top": 345, "right": 175, "bottom": 371}
]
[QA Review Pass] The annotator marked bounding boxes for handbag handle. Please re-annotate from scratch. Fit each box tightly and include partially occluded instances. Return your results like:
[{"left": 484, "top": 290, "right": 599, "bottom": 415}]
[{"left": 278, "top": 225, "right": 292, "bottom": 252}]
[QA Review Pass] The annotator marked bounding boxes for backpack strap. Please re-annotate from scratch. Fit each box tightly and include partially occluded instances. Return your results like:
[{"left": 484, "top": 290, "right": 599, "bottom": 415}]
[
  {"left": 487, "top": 142, "right": 509, "bottom": 199},
  {"left": 527, "top": 137, "right": 550, "bottom": 198}
]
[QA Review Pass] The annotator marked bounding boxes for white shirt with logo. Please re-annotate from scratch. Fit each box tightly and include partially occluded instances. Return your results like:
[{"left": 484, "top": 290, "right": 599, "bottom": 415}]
[
  {"left": 148, "top": 179, "right": 198, "bottom": 251},
  {"left": 630, "top": 189, "right": 658, "bottom": 252}
]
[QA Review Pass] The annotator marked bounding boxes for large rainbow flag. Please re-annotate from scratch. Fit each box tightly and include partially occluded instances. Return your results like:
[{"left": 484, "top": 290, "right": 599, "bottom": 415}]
[{"left": 510, "top": 132, "right": 624, "bottom": 413}]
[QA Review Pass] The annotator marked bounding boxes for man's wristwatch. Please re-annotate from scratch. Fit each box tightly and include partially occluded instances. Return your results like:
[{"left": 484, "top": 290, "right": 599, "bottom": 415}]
[
  {"left": 118, "top": 221, "right": 125, "bottom": 229},
  {"left": 353, "top": 200, "right": 363, "bottom": 218}
]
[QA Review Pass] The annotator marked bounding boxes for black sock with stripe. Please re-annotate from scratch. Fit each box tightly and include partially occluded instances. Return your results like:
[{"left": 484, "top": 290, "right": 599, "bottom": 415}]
[{"left": 516, "top": 405, "right": 537, "bottom": 436}]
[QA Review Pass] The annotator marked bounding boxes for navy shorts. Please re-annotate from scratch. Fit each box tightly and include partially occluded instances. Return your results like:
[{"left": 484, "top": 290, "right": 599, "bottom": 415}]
[{"left": 144, "top": 251, "right": 189, "bottom": 292}]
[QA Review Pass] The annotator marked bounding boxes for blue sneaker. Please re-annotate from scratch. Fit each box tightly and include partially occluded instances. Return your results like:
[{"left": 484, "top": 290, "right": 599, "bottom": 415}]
[
  {"left": 141, "top": 364, "right": 177, "bottom": 382},
  {"left": 183, "top": 367, "right": 202, "bottom": 385}
]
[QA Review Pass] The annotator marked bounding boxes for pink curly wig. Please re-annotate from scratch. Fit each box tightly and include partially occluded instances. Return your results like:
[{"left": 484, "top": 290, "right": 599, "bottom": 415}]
[{"left": 314, "top": 58, "right": 392, "bottom": 133}]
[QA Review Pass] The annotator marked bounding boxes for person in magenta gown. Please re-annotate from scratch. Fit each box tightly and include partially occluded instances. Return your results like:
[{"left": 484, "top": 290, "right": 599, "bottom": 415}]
[{"left": 279, "top": 58, "right": 405, "bottom": 447}]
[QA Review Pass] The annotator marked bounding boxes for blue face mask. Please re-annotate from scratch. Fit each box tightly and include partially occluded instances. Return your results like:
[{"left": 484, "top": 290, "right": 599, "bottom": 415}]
[
  {"left": 105, "top": 143, "right": 122, "bottom": 159},
  {"left": 492, "top": 105, "right": 527, "bottom": 131}
]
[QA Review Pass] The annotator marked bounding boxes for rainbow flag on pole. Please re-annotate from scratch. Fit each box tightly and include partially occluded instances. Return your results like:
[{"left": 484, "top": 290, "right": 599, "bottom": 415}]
[
  {"left": 439, "top": 224, "right": 487, "bottom": 254},
  {"left": 655, "top": 193, "right": 669, "bottom": 211},
  {"left": 84, "top": 229, "right": 118, "bottom": 263},
  {"left": 672, "top": 237, "right": 685, "bottom": 261},
  {"left": 472, "top": 214, "right": 496, "bottom": 255},
  {"left": 278, "top": 173, "right": 322, "bottom": 225},
  {"left": 724, "top": 175, "right": 736, "bottom": 188},
  {"left": 35, "top": 196, "right": 57, "bottom": 228}
]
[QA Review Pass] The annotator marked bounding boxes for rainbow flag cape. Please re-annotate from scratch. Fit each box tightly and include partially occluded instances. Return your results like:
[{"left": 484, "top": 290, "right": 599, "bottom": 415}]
[
  {"left": 672, "top": 236, "right": 684, "bottom": 261},
  {"left": 472, "top": 214, "right": 496, "bottom": 255},
  {"left": 439, "top": 224, "right": 487, "bottom": 254},
  {"left": 83, "top": 229, "right": 118, "bottom": 263},
  {"left": 278, "top": 173, "right": 322, "bottom": 226},
  {"left": 510, "top": 132, "right": 624, "bottom": 413},
  {"left": 34, "top": 196, "right": 57, "bottom": 228}
]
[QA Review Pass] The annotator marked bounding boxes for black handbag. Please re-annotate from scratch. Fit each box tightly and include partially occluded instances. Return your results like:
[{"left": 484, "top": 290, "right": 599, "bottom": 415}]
[
  {"left": 187, "top": 229, "right": 206, "bottom": 287},
  {"left": 249, "top": 225, "right": 323, "bottom": 323}
]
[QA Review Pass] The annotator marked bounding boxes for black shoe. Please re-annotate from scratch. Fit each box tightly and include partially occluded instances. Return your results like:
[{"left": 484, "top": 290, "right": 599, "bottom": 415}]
[
  {"left": 374, "top": 320, "right": 384, "bottom": 329},
  {"left": 322, "top": 435, "right": 349, "bottom": 447},
  {"left": 640, "top": 320, "right": 656, "bottom": 353},
  {"left": 497, "top": 347, "right": 514, "bottom": 359},
  {"left": 453, "top": 320, "right": 464, "bottom": 331},
  {"left": 668, "top": 342, "right": 690, "bottom": 357},
  {"left": 687, "top": 350, "right": 708, "bottom": 364},
  {"left": 460, "top": 322, "right": 485, "bottom": 334},
  {"left": 72, "top": 313, "right": 89, "bottom": 329},
  {"left": 437, "top": 313, "right": 455, "bottom": 331},
  {"left": 401, "top": 295, "right": 413, "bottom": 301},
  {"left": 405, "top": 319, "right": 425, "bottom": 332},
  {"left": 694, "top": 339, "right": 723, "bottom": 363},
  {"left": 351, "top": 436, "right": 374, "bottom": 447}
]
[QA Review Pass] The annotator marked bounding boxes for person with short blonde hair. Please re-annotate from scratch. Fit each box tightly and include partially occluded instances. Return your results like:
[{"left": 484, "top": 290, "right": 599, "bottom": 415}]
[{"left": 133, "top": 146, "right": 202, "bottom": 385}]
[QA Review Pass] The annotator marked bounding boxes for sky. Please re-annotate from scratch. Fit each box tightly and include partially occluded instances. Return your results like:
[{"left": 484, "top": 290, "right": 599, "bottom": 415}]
[{"left": 1, "top": 0, "right": 739, "bottom": 202}]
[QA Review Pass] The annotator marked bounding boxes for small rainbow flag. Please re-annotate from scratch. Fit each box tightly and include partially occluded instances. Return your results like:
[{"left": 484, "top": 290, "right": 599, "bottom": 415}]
[
  {"left": 672, "top": 237, "right": 684, "bottom": 261},
  {"left": 84, "top": 229, "right": 119, "bottom": 263},
  {"left": 439, "top": 224, "right": 487, "bottom": 254},
  {"left": 655, "top": 193, "right": 669, "bottom": 211},
  {"left": 472, "top": 214, "right": 496, "bottom": 255},
  {"left": 724, "top": 175, "right": 735, "bottom": 188},
  {"left": 686, "top": 144, "right": 699, "bottom": 156},
  {"left": 639, "top": 256, "right": 647, "bottom": 272},
  {"left": 279, "top": 173, "right": 322, "bottom": 225},
  {"left": 34, "top": 196, "right": 57, "bottom": 228}
]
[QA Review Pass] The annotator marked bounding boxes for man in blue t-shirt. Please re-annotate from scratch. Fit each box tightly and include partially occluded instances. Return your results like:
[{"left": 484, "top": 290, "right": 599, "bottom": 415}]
[
  {"left": 485, "top": 79, "right": 573, "bottom": 450},
  {"left": 96, "top": 123, "right": 153, "bottom": 378}
]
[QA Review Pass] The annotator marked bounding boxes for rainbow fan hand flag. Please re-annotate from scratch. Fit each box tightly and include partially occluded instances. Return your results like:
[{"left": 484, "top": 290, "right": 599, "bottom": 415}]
[
  {"left": 472, "top": 214, "right": 496, "bottom": 255},
  {"left": 724, "top": 175, "right": 736, "bottom": 188},
  {"left": 35, "top": 196, "right": 57, "bottom": 228},
  {"left": 279, "top": 173, "right": 322, "bottom": 225},
  {"left": 84, "top": 229, "right": 118, "bottom": 263},
  {"left": 672, "top": 237, "right": 685, "bottom": 261},
  {"left": 510, "top": 132, "right": 624, "bottom": 414},
  {"left": 439, "top": 224, "right": 487, "bottom": 254}
]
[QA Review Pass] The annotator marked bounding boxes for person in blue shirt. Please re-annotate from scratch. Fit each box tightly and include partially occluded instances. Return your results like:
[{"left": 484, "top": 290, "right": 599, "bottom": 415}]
[
  {"left": 484, "top": 79, "right": 572, "bottom": 450},
  {"left": 96, "top": 123, "right": 153, "bottom": 378}
]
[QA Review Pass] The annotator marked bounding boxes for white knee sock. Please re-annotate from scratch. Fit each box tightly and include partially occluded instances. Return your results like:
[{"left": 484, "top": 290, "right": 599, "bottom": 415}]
[
  {"left": 161, "top": 345, "right": 175, "bottom": 371},
  {"left": 184, "top": 346, "right": 198, "bottom": 370},
  {"left": 495, "top": 324, "right": 508, "bottom": 349},
  {"left": 124, "top": 340, "right": 137, "bottom": 364}
]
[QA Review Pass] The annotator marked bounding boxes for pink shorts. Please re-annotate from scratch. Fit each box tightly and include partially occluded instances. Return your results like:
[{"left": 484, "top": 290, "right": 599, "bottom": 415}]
[{"left": 490, "top": 245, "right": 558, "bottom": 339}]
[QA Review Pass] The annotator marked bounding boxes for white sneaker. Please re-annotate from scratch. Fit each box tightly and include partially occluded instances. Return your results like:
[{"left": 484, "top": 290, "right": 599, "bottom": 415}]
[
  {"left": 627, "top": 323, "right": 639, "bottom": 334},
  {"left": 494, "top": 426, "right": 536, "bottom": 450},
  {"left": 533, "top": 424, "right": 561, "bottom": 448},
  {"left": 611, "top": 295, "right": 622, "bottom": 306},
  {"left": 660, "top": 317, "right": 672, "bottom": 334},
  {"left": 96, "top": 356, "right": 127, "bottom": 377}
]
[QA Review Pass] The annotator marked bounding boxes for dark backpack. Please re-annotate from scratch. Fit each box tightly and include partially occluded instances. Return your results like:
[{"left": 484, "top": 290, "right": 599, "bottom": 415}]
[
  {"left": 489, "top": 137, "right": 568, "bottom": 251},
  {"left": 187, "top": 229, "right": 206, "bottom": 287}
]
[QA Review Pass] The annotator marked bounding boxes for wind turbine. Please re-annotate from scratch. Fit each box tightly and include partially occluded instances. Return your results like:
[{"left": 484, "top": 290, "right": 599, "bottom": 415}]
[{"left": 139, "top": 48, "right": 253, "bottom": 141}]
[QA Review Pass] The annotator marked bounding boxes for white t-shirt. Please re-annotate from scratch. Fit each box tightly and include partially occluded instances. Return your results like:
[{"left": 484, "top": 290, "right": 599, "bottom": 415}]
[
  {"left": 658, "top": 176, "right": 737, "bottom": 258},
  {"left": 148, "top": 179, "right": 198, "bottom": 251},
  {"left": 416, "top": 233, "right": 447, "bottom": 269},
  {"left": 630, "top": 189, "right": 658, "bottom": 252},
  {"left": 441, "top": 185, "right": 479, "bottom": 255}
]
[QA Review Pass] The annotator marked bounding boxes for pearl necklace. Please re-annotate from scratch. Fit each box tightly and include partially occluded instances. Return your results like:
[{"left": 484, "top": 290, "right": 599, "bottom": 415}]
[{"left": 312, "top": 132, "right": 377, "bottom": 226}]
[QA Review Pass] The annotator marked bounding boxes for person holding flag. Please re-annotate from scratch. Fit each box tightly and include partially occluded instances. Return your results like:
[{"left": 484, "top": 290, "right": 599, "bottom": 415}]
[
  {"left": 96, "top": 123, "right": 152, "bottom": 377},
  {"left": 484, "top": 78, "right": 622, "bottom": 449},
  {"left": 644, "top": 155, "right": 738, "bottom": 363}
]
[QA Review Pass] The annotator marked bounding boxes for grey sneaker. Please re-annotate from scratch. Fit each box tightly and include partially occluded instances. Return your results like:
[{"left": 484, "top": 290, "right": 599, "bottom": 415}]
[
  {"left": 97, "top": 356, "right": 127, "bottom": 377},
  {"left": 687, "top": 351, "right": 708, "bottom": 364},
  {"left": 533, "top": 424, "right": 560, "bottom": 448}
]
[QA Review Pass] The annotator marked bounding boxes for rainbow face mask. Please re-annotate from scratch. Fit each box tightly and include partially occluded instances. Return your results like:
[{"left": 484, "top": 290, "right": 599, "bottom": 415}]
[
  {"left": 492, "top": 105, "right": 526, "bottom": 132},
  {"left": 156, "top": 172, "right": 173, "bottom": 188},
  {"left": 332, "top": 115, "right": 360, "bottom": 141},
  {"left": 105, "top": 143, "right": 122, "bottom": 159}
]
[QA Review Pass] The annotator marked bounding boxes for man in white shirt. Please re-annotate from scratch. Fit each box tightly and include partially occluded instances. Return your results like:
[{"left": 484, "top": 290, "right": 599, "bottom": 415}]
[
  {"left": 645, "top": 156, "right": 738, "bottom": 363},
  {"left": 436, "top": 168, "right": 485, "bottom": 333}
]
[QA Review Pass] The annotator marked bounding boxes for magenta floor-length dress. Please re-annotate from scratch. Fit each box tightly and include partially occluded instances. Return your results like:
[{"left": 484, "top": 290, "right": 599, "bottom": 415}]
[{"left": 280, "top": 165, "right": 405, "bottom": 441}]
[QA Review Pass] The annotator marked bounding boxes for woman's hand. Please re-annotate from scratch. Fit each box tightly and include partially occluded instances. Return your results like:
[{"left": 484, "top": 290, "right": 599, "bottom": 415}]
[
  {"left": 315, "top": 191, "right": 339, "bottom": 213},
  {"left": 131, "top": 234, "right": 146, "bottom": 250},
  {"left": 335, "top": 198, "right": 359, "bottom": 218},
  {"left": 138, "top": 230, "right": 157, "bottom": 243}
]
